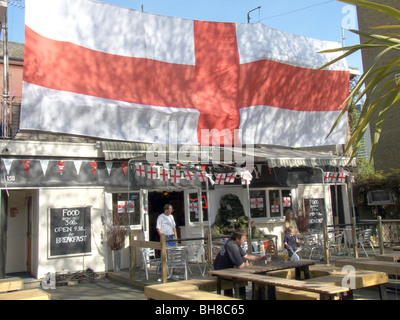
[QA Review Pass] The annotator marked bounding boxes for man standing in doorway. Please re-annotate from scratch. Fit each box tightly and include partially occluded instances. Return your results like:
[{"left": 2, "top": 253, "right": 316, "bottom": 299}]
[{"left": 156, "top": 204, "right": 177, "bottom": 241}]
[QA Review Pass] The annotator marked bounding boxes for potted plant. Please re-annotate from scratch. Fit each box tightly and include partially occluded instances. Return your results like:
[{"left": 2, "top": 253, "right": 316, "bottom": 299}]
[{"left": 107, "top": 224, "right": 127, "bottom": 272}]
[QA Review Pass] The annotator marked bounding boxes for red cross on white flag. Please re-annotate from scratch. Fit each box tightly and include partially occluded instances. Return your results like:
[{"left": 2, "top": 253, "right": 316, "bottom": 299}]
[
  {"left": 136, "top": 164, "right": 145, "bottom": 177},
  {"left": 184, "top": 171, "right": 194, "bottom": 181},
  {"left": 189, "top": 202, "right": 198, "bottom": 212},
  {"left": 215, "top": 173, "right": 226, "bottom": 185},
  {"left": 160, "top": 168, "right": 169, "bottom": 181},
  {"left": 147, "top": 165, "right": 158, "bottom": 179},
  {"left": 225, "top": 172, "right": 236, "bottom": 183},
  {"left": 197, "top": 171, "right": 207, "bottom": 182},
  {"left": 271, "top": 204, "right": 280, "bottom": 213},
  {"left": 337, "top": 171, "right": 346, "bottom": 184},
  {"left": 170, "top": 170, "right": 181, "bottom": 183},
  {"left": 250, "top": 198, "right": 264, "bottom": 209},
  {"left": 22, "top": 0, "right": 349, "bottom": 147},
  {"left": 283, "top": 197, "right": 291, "bottom": 207}
]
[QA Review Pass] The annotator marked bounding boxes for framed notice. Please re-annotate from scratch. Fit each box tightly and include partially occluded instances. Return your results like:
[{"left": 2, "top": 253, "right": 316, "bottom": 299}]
[
  {"left": 303, "top": 198, "right": 325, "bottom": 231},
  {"left": 48, "top": 207, "right": 91, "bottom": 258}
]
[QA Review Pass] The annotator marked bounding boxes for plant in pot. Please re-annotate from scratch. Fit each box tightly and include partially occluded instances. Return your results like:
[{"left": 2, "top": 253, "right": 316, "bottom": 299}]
[{"left": 106, "top": 214, "right": 128, "bottom": 272}]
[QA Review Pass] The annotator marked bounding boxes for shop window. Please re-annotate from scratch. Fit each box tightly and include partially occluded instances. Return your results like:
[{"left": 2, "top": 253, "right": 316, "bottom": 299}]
[
  {"left": 269, "top": 190, "right": 281, "bottom": 218},
  {"left": 281, "top": 189, "right": 293, "bottom": 217},
  {"left": 112, "top": 193, "right": 140, "bottom": 225},
  {"left": 250, "top": 190, "right": 266, "bottom": 218},
  {"left": 188, "top": 192, "right": 208, "bottom": 223}
]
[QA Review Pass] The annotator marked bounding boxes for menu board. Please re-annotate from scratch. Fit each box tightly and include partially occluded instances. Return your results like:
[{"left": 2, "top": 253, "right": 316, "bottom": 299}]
[
  {"left": 49, "top": 207, "right": 91, "bottom": 257},
  {"left": 303, "top": 198, "right": 325, "bottom": 231}
]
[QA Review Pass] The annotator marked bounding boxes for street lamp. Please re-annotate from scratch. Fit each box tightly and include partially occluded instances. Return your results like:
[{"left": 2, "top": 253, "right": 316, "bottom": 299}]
[{"left": 247, "top": 6, "right": 261, "bottom": 23}]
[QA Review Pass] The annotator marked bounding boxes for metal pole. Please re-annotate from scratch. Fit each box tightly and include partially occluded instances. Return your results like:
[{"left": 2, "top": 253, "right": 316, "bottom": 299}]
[
  {"left": 247, "top": 6, "right": 261, "bottom": 23},
  {"left": 2, "top": 9, "right": 10, "bottom": 138}
]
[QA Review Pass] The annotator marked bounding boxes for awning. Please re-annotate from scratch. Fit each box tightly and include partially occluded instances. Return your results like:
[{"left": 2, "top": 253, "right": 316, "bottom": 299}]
[{"left": 102, "top": 141, "right": 355, "bottom": 168}]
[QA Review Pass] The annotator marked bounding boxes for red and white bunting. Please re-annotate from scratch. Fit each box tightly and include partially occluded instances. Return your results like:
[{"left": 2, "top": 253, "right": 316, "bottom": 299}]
[
  {"left": 40, "top": 159, "right": 50, "bottom": 175},
  {"left": 22, "top": 160, "right": 31, "bottom": 176},
  {"left": 337, "top": 171, "right": 346, "bottom": 184},
  {"left": 57, "top": 160, "right": 65, "bottom": 175},
  {"left": 120, "top": 161, "right": 128, "bottom": 176},
  {"left": 147, "top": 165, "right": 158, "bottom": 180},
  {"left": 170, "top": 170, "right": 181, "bottom": 183},
  {"left": 135, "top": 163, "right": 146, "bottom": 177},
  {"left": 105, "top": 161, "right": 113, "bottom": 175},
  {"left": 250, "top": 198, "right": 263, "bottom": 209},
  {"left": 2, "top": 159, "right": 12, "bottom": 175},
  {"left": 184, "top": 171, "right": 194, "bottom": 181},
  {"left": 225, "top": 172, "right": 236, "bottom": 183},
  {"left": 90, "top": 161, "right": 97, "bottom": 176},
  {"left": 215, "top": 173, "right": 226, "bottom": 185},
  {"left": 73, "top": 160, "right": 83, "bottom": 175},
  {"left": 197, "top": 171, "right": 207, "bottom": 182},
  {"left": 160, "top": 168, "right": 169, "bottom": 182}
]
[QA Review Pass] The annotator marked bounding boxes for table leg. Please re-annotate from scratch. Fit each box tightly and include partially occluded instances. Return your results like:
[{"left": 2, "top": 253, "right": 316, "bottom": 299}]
[
  {"left": 233, "top": 279, "right": 239, "bottom": 299},
  {"left": 217, "top": 277, "right": 222, "bottom": 295},
  {"left": 295, "top": 266, "right": 311, "bottom": 280},
  {"left": 267, "top": 285, "right": 276, "bottom": 300},
  {"left": 378, "top": 284, "right": 388, "bottom": 300}
]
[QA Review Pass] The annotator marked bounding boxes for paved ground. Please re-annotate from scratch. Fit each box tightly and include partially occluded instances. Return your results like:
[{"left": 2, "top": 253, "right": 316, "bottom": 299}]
[{"left": 42, "top": 278, "right": 147, "bottom": 300}]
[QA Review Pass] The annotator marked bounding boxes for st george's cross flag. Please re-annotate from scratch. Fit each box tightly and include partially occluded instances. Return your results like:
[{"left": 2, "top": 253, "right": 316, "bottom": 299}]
[{"left": 21, "top": 0, "right": 349, "bottom": 147}]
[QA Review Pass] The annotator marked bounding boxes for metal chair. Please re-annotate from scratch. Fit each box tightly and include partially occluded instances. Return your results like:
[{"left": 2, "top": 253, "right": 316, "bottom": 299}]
[
  {"left": 328, "top": 231, "right": 345, "bottom": 256},
  {"left": 357, "top": 229, "right": 376, "bottom": 257},
  {"left": 187, "top": 244, "right": 207, "bottom": 277},
  {"left": 302, "top": 233, "right": 323, "bottom": 260},
  {"left": 139, "top": 248, "right": 161, "bottom": 280},
  {"left": 166, "top": 247, "right": 189, "bottom": 280}
]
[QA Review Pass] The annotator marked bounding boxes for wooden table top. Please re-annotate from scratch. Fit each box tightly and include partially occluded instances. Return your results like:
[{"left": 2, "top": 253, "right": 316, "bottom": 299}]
[{"left": 209, "top": 259, "right": 315, "bottom": 277}]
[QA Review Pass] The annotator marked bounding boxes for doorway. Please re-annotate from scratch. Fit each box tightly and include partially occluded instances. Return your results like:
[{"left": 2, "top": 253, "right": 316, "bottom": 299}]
[
  {"left": 330, "top": 185, "right": 345, "bottom": 225},
  {"left": 148, "top": 191, "right": 184, "bottom": 242}
]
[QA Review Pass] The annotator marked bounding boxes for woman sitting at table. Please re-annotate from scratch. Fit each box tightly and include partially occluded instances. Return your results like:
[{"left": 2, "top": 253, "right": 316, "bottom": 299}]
[{"left": 214, "top": 229, "right": 266, "bottom": 270}]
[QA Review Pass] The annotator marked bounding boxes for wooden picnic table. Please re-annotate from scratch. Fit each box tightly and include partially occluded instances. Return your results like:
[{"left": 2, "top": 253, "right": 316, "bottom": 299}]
[{"left": 209, "top": 260, "right": 315, "bottom": 299}]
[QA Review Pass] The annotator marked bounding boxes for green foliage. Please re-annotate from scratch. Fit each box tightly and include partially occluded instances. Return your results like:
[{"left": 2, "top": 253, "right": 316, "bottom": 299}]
[
  {"left": 319, "top": 0, "right": 400, "bottom": 162},
  {"left": 354, "top": 165, "right": 400, "bottom": 218},
  {"left": 212, "top": 194, "right": 248, "bottom": 235}
]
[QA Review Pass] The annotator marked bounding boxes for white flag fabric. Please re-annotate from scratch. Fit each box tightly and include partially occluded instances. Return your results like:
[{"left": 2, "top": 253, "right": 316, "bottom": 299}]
[{"left": 21, "top": 0, "right": 349, "bottom": 147}]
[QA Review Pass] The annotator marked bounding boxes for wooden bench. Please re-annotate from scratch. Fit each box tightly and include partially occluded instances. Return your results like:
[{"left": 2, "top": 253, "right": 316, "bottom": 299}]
[
  {"left": 0, "top": 278, "right": 24, "bottom": 293},
  {"left": 335, "top": 258, "right": 400, "bottom": 276},
  {"left": 374, "top": 252, "right": 400, "bottom": 262},
  {"left": 145, "top": 278, "right": 245, "bottom": 300},
  {"left": 0, "top": 288, "right": 51, "bottom": 300}
]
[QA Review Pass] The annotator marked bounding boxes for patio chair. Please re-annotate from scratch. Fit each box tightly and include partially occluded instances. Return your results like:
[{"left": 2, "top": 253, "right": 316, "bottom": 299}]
[
  {"left": 166, "top": 247, "right": 189, "bottom": 280},
  {"left": 328, "top": 231, "right": 345, "bottom": 256},
  {"left": 357, "top": 229, "right": 376, "bottom": 257},
  {"left": 302, "top": 233, "right": 323, "bottom": 260},
  {"left": 139, "top": 248, "right": 161, "bottom": 280},
  {"left": 187, "top": 244, "right": 207, "bottom": 277}
]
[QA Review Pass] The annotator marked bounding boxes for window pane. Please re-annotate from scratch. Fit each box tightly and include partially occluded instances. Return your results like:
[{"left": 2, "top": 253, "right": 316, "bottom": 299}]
[
  {"left": 269, "top": 190, "right": 281, "bottom": 217},
  {"left": 189, "top": 192, "right": 208, "bottom": 222},
  {"left": 112, "top": 193, "right": 140, "bottom": 225},
  {"left": 282, "top": 190, "right": 292, "bottom": 217},
  {"left": 250, "top": 190, "right": 266, "bottom": 218}
]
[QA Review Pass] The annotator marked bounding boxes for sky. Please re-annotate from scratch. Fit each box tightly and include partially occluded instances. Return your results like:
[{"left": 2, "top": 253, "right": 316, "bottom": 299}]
[{"left": 5, "top": 0, "right": 363, "bottom": 72}]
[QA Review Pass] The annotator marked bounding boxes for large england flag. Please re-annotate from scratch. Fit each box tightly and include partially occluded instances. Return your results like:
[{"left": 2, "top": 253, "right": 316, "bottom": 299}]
[{"left": 21, "top": 0, "right": 350, "bottom": 147}]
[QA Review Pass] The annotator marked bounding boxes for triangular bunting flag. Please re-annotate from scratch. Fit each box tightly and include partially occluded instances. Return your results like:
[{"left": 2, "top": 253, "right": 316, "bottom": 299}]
[
  {"left": 22, "top": 160, "right": 31, "bottom": 176},
  {"left": 3, "top": 159, "right": 12, "bottom": 175},
  {"left": 40, "top": 159, "right": 50, "bottom": 175},
  {"left": 57, "top": 160, "right": 65, "bottom": 175},
  {"left": 121, "top": 162, "right": 128, "bottom": 176},
  {"left": 90, "top": 161, "right": 97, "bottom": 176},
  {"left": 105, "top": 161, "right": 113, "bottom": 175},
  {"left": 73, "top": 160, "right": 83, "bottom": 175}
]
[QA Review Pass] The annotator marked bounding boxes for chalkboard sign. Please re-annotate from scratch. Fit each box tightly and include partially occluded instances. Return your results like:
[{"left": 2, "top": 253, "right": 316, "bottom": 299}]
[
  {"left": 303, "top": 198, "right": 325, "bottom": 231},
  {"left": 49, "top": 207, "right": 91, "bottom": 257}
]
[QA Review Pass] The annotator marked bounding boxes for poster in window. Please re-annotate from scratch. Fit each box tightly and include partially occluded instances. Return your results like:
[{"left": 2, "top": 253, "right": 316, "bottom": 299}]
[{"left": 49, "top": 207, "right": 91, "bottom": 257}]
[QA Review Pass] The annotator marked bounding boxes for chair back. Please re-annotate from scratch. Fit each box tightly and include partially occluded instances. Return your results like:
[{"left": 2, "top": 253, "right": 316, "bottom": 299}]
[
  {"left": 187, "top": 244, "right": 202, "bottom": 263},
  {"left": 166, "top": 248, "right": 187, "bottom": 267},
  {"left": 363, "top": 229, "right": 373, "bottom": 240}
]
